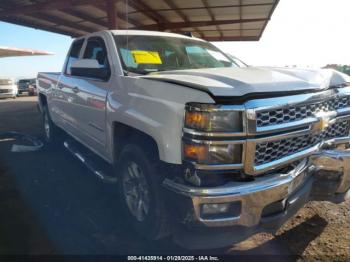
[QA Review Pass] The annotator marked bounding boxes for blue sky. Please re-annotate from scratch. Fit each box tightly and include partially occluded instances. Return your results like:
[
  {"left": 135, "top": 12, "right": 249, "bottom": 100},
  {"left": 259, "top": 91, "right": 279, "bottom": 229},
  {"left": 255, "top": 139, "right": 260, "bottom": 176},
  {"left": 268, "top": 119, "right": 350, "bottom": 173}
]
[
  {"left": 0, "top": 0, "right": 349, "bottom": 79},
  {"left": 0, "top": 21, "right": 72, "bottom": 79}
]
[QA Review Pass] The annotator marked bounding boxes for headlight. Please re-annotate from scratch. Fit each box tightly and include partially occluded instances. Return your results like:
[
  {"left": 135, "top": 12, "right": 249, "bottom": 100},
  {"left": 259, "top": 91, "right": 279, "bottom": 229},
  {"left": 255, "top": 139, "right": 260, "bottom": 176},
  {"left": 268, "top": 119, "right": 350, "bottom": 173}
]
[
  {"left": 183, "top": 142, "right": 242, "bottom": 165},
  {"left": 183, "top": 103, "right": 244, "bottom": 165},
  {"left": 185, "top": 103, "right": 243, "bottom": 132}
]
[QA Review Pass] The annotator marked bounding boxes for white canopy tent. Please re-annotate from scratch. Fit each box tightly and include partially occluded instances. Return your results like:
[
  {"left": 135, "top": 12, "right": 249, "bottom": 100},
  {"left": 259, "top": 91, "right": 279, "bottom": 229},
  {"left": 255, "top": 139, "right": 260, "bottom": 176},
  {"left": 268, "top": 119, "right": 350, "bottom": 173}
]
[{"left": 0, "top": 46, "right": 53, "bottom": 58}]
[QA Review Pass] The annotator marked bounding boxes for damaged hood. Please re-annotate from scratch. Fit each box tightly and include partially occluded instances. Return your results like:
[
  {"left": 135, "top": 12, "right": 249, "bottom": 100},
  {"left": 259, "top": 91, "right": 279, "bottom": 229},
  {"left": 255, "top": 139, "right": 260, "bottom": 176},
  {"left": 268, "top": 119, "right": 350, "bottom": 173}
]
[{"left": 141, "top": 67, "right": 350, "bottom": 97}]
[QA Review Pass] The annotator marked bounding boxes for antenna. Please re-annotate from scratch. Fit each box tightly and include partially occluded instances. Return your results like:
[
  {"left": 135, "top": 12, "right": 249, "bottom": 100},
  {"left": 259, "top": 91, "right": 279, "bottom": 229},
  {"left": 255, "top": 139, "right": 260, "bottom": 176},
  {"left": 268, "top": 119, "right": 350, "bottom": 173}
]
[{"left": 126, "top": 0, "right": 130, "bottom": 69}]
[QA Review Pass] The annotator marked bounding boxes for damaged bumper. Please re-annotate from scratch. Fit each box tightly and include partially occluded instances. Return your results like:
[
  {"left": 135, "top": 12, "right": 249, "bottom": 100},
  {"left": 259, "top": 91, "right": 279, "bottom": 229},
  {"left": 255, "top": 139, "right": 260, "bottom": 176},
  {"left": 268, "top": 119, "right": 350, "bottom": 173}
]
[
  {"left": 163, "top": 140, "right": 350, "bottom": 248},
  {"left": 311, "top": 143, "right": 350, "bottom": 202}
]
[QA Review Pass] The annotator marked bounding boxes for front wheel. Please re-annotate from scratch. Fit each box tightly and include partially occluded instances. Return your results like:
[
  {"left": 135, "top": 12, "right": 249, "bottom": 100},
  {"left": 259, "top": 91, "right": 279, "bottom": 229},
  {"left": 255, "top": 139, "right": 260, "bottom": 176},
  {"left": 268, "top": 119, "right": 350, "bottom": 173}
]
[{"left": 118, "top": 144, "right": 170, "bottom": 240}]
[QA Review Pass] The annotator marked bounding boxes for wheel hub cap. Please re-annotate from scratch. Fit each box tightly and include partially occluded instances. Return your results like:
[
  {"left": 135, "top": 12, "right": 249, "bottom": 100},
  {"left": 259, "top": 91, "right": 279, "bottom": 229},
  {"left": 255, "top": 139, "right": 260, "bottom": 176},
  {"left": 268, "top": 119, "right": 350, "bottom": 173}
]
[{"left": 122, "top": 161, "right": 150, "bottom": 222}]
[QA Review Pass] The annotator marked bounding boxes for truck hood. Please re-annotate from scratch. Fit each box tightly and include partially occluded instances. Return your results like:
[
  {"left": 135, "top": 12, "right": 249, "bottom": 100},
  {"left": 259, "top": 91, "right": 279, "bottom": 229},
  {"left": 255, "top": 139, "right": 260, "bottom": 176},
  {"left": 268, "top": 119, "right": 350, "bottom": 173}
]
[{"left": 141, "top": 67, "right": 350, "bottom": 98}]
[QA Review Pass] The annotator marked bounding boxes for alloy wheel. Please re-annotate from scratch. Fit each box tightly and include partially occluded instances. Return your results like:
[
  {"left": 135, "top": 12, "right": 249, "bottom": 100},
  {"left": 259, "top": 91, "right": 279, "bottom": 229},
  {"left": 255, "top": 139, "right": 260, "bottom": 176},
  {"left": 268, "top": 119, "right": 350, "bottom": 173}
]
[{"left": 122, "top": 161, "right": 151, "bottom": 222}]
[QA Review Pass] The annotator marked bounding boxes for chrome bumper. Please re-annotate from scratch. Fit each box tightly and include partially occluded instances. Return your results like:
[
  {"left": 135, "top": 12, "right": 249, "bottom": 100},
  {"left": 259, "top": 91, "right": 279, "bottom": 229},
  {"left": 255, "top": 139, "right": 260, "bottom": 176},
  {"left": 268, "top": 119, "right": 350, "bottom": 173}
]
[
  {"left": 0, "top": 93, "right": 15, "bottom": 98},
  {"left": 164, "top": 142, "right": 350, "bottom": 228},
  {"left": 311, "top": 148, "right": 350, "bottom": 194}
]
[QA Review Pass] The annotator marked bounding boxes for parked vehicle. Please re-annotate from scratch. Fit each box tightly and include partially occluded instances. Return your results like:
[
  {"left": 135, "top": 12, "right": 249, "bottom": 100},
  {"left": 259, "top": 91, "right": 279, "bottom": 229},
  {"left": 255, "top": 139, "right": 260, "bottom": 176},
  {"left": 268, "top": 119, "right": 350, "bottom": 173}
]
[
  {"left": 37, "top": 30, "right": 350, "bottom": 249},
  {"left": 17, "top": 78, "right": 36, "bottom": 95},
  {"left": 28, "top": 82, "right": 37, "bottom": 96},
  {"left": 0, "top": 78, "right": 17, "bottom": 99}
]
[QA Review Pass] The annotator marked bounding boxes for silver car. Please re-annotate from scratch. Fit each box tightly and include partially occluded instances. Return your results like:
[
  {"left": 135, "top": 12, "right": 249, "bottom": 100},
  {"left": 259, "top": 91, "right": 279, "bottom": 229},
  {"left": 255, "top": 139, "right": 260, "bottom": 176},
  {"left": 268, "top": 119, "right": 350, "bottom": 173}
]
[{"left": 0, "top": 78, "right": 18, "bottom": 99}]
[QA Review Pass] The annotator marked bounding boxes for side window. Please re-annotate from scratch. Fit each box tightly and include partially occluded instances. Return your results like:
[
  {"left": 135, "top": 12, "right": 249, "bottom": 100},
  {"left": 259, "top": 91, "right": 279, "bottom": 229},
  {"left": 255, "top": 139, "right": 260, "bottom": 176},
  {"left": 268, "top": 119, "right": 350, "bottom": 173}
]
[
  {"left": 83, "top": 37, "right": 111, "bottom": 79},
  {"left": 65, "top": 39, "right": 84, "bottom": 75}
]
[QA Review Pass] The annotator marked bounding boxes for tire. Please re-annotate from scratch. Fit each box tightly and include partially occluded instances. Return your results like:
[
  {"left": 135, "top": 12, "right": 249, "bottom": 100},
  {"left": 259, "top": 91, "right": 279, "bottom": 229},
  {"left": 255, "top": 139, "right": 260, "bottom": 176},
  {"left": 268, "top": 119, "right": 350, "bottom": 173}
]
[
  {"left": 118, "top": 144, "right": 170, "bottom": 240},
  {"left": 42, "top": 106, "right": 61, "bottom": 148}
]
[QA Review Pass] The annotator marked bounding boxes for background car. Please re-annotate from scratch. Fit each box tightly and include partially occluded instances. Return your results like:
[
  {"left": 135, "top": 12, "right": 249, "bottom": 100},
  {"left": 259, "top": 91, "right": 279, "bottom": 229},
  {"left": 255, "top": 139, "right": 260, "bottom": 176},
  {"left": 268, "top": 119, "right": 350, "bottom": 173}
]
[
  {"left": 0, "top": 78, "right": 17, "bottom": 99},
  {"left": 17, "top": 78, "right": 36, "bottom": 95},
  {"left": 28, "top": 82, "right": 37, "bottom": 96}
]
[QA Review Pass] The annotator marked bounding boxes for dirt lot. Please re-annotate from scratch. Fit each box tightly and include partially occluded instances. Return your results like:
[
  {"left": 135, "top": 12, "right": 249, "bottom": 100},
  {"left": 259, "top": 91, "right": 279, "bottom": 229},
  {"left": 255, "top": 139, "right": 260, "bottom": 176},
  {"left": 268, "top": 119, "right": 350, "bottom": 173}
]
[{"left": 0, "top": 96, "right": 349, "bottom": 260}]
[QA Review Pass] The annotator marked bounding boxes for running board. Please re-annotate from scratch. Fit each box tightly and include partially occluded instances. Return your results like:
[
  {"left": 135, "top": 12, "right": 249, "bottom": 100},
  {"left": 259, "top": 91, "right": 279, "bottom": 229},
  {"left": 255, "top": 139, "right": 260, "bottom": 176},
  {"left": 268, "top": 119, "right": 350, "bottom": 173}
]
[{"left": 63, "top": 141, "right": 117, "bottom": 184}]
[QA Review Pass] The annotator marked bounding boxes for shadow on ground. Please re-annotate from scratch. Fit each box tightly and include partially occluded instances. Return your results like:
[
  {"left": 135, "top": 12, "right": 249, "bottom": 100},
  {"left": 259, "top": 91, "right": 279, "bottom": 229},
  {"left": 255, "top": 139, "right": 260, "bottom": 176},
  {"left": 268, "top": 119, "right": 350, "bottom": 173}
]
[
  {"left": 0, "top": 97, "right": 329, "bottom": 257},
  {"left": 2, "top": 149, "right": 328, "bottom": 257}
]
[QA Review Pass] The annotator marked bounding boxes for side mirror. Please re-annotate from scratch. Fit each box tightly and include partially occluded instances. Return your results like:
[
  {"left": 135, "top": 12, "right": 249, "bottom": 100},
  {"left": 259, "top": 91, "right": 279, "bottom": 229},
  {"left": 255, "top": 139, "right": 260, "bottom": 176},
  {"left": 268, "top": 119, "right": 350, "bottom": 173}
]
[{"left": 70, "top": 59, "right": 110, "bottom": 80}]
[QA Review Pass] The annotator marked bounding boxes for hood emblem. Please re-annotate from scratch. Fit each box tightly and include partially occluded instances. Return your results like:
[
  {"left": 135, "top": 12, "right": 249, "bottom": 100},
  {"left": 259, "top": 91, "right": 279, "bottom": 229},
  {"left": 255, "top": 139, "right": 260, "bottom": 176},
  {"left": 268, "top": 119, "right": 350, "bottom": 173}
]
[{"left": 312, "top": 114, "right": 331, "bottom": 133}]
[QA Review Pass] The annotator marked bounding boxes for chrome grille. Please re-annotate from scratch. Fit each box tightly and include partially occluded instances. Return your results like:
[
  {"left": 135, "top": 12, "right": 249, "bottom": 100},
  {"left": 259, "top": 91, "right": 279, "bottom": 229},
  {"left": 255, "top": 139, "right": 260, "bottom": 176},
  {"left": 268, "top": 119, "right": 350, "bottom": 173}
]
[
  {"left": 256, "top": 96, "right": 350, "bottom": 127},
  {"left": 255, "top": 120, "right": 350, "bottom": 165}
]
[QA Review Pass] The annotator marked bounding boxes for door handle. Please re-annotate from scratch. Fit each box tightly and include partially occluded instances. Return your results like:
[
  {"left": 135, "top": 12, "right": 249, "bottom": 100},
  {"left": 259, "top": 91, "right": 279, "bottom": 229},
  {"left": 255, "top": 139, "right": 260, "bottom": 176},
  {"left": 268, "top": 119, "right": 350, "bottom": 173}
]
[{"left": 72, "top": 86, "right": 80, "bottom": 93}]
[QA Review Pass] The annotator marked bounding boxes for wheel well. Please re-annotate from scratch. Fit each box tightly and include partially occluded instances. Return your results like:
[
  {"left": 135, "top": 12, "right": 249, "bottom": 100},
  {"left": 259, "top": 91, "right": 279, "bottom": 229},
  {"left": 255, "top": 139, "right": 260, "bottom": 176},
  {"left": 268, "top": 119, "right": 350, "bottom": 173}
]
[
  {"left": 113, "top": 122, "right": 160, "bottom": 162},
  {"left": 39, "top": 93, "right": 47, "bottom": 108}
]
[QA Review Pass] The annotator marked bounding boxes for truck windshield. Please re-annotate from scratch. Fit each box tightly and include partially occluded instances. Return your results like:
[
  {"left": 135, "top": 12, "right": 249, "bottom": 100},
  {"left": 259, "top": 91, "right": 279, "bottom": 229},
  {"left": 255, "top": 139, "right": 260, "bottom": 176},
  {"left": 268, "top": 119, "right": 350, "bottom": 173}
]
[
  {"left": 114, "top": 35, "right": 239, "bottom": 75},
  {"left": 19, "top": 80, "right": 31, "bottom": 84}
]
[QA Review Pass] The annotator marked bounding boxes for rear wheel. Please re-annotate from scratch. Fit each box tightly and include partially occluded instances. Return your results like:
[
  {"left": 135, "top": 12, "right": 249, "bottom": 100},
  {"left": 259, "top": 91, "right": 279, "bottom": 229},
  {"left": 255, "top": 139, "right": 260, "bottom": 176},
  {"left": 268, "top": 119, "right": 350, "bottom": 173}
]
[
  {"left": 42, "top": 106, "right": 61, "bottom": 147},
  {"left": 118, "top": 144, "right": 170, "bottom": 240}
]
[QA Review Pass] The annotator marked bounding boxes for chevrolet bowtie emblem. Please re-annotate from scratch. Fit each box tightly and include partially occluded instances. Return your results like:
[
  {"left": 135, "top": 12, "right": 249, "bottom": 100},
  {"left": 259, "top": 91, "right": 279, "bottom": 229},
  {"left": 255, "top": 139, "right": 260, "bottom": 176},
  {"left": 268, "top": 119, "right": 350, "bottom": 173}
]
[{"left": 312, "top": 115, "right": 331, "bottom": 133}]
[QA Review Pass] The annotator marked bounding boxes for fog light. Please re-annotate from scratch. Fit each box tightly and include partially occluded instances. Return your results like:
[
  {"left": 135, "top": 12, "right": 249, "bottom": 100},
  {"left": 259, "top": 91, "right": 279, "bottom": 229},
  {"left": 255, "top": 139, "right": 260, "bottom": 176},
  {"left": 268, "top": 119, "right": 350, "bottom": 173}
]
[
  {"left": 202, "top": 203, "right": 230, "bottom": 215},
  {"left": 201, "top": 202, "right": 242, "bottom": 219}
]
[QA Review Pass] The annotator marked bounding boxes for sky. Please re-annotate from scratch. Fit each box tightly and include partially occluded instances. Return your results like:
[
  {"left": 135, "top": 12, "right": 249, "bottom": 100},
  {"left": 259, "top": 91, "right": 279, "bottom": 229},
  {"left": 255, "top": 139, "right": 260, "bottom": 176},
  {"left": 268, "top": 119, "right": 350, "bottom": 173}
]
[
  {"left": 0, "top": 0, "right": 350, "bottom": 79},
  {"left": 0, "top": 23, "right": 72, "bottom": 79},
  {"left": 216, "top": 0, "right": 350, "bottom": 68}
]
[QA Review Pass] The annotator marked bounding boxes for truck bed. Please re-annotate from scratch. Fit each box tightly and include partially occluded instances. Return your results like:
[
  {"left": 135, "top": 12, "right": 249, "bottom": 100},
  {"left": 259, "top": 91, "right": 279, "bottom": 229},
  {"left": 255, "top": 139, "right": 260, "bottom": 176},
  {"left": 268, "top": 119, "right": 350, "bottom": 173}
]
[{"left": 37, "top": 72, "right": 60, "bottom": 94}]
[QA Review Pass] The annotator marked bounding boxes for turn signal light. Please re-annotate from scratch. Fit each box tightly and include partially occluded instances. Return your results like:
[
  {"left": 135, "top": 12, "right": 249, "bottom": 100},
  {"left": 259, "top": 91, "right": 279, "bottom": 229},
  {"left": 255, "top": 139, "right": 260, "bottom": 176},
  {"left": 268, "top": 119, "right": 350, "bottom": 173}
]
[
  {"left": 183, "top": 144, "right": 208, "bottom": 162},
  {"left": 185, "top": 111, "right": 209, "bottom": 130},
  {"left": 184, "top": 103, "right": 243, "bottom": 132}
]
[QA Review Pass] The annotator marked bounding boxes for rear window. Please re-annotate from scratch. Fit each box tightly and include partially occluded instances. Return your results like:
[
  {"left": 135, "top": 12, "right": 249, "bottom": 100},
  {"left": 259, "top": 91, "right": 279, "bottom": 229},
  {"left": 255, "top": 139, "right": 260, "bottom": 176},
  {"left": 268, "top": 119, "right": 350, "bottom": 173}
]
[{"left": 65, "top": 39, "right": 84, "bottom": 75}]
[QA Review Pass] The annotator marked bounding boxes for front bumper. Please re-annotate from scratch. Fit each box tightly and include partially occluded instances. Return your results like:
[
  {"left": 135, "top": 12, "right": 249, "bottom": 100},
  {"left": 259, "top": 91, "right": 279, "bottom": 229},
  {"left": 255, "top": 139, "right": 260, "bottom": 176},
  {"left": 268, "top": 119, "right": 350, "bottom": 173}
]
[
  {"left": 0, "top": 92, "right": 16, "bottom": 98},
  {"left": 163, "top": 140, "right": 350, "bottom": 248}
]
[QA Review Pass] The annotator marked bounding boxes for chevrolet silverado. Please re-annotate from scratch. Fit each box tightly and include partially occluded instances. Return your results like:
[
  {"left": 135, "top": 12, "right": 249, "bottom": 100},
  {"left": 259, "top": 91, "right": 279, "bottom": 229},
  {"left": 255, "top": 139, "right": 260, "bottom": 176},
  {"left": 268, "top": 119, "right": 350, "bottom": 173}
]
[{"left": 37, "top": 30, "right": 350, "bottom": 249}]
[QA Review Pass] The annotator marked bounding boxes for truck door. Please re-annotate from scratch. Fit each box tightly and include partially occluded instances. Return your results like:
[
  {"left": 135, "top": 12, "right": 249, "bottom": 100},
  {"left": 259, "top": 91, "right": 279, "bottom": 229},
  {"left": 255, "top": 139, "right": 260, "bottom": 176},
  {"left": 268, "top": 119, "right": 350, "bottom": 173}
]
[
  {"left": 68, "top": 36, "right": 111, "bottom": 157},
  {"left": 53, "top": 39, "right": 85, "bottom": 134}
]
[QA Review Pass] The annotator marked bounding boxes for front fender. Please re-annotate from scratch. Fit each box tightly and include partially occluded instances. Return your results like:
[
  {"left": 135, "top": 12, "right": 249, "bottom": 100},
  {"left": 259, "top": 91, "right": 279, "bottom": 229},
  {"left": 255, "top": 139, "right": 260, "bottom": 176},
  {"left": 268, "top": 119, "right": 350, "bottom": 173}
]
[{"left": 106, "top": 77, "right": 214, "bottom": 164}]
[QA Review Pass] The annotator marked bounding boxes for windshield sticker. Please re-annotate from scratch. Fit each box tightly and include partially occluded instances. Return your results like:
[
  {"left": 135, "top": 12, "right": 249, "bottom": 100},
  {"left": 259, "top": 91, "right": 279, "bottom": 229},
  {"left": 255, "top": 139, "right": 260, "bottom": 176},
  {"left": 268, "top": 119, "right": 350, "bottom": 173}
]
[{"left": 131, "top": 51, "right": 162, "bottom": 64}]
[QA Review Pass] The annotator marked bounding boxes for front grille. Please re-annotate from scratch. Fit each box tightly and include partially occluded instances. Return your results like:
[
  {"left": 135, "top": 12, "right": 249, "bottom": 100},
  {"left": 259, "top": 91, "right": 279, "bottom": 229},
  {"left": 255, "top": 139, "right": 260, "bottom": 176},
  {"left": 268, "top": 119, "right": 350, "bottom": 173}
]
[
  {"left": 255, "top": 120, "right": 350, "bottom": 165},
  {"left": 0, "top": 89, "right": 11, "bottom": 93},
  {"left": 256, "top": 96, "right": 350, "bottom": 127}
]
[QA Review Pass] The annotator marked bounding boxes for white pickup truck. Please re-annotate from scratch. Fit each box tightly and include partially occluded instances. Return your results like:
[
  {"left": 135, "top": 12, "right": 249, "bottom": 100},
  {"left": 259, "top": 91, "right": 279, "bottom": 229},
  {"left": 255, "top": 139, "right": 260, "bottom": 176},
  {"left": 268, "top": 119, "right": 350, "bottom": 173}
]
[{"left": 37, "top": 30, "right": 350, "bottom": 249}]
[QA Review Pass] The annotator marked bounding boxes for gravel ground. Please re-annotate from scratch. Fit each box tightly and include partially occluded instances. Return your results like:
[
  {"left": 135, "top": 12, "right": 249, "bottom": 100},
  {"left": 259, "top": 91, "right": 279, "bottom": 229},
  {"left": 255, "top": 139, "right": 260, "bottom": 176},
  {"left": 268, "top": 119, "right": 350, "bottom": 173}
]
[{"left": 0, "top": 96, "right": 349, "bottom": 260}]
